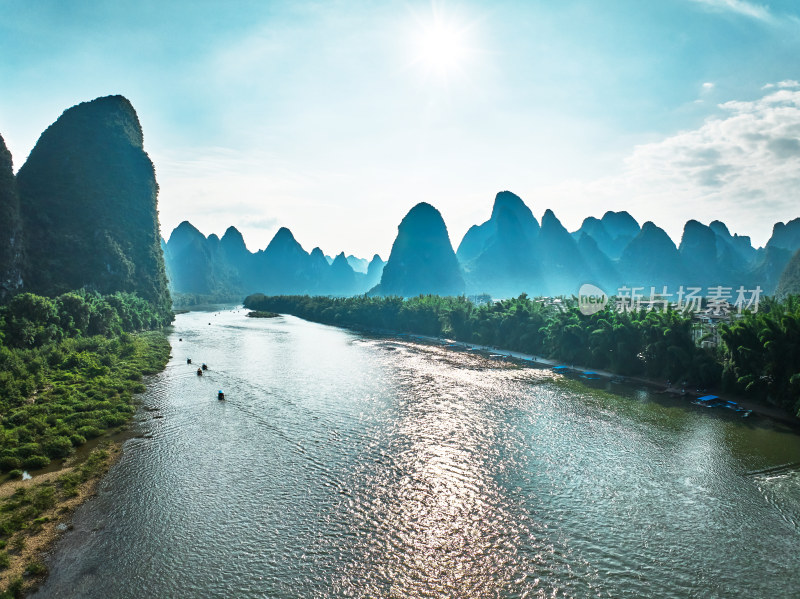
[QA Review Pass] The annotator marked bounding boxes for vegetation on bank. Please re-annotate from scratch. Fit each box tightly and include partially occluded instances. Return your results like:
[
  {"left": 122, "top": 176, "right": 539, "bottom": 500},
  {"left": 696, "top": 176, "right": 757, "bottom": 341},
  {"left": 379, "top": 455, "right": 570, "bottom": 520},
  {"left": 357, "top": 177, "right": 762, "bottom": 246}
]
[
  {"left": 0, "top": 291, "right": 171, "bottom": 474},
  {"left": 0, "top": 446, "right": 118, "bottom": 597},
  {"left": 244, "top": 293, "right": 800, "bottom": 417},
  {"left": 170, "top": 292, "right": 242, "bottom": 309},
  {"left": 0, "top": 290, "right": 171, "bottom": 595}
]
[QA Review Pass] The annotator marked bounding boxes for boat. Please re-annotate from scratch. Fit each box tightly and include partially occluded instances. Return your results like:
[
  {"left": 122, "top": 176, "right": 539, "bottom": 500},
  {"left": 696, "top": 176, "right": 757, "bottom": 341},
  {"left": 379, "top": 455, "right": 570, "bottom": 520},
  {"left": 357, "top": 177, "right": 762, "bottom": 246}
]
[
  {"left": 196, "top": 368, "right": 203, "bottom": 376},
  {"left": 201, "top": 363, "right": 208, "bottom": 371},
  {"left": 695, "top": 394, "right": 718, "bottom": 406},
  {"left": 187, "top": 358, "right": 192, "bottom": 364},
  {"left": 218, "top": 390, "right": 225, "bottom": 400}
]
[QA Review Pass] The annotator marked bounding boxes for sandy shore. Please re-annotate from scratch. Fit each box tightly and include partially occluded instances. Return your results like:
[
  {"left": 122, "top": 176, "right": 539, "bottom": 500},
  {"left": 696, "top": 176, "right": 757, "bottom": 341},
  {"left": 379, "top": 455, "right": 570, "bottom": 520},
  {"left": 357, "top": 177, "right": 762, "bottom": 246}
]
[{"left": 0, "top": 442, "right": 123, "bottom": 595}]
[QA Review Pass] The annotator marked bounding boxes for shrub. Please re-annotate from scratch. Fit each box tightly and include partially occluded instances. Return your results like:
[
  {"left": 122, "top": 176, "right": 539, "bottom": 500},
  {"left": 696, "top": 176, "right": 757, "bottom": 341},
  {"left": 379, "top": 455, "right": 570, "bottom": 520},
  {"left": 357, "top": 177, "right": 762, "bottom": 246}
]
[
  {"left": 14, "top": 443, "right": 40, "bottom": 459},
  {"left": 6, "top": 471, "right": 21, "bottom": 480},
  {"left": 6, "top": 575, "right": 24, "bottom": 598},
  {"left": 32, "top": 487, "right": 55, "bottom": 511},
  {"left": 76, "top": 426, "right": 103, "bottom": 439},
  {"left": 25, "top": 560, "right": 46, "bottom": 576},
  {"left": 41, "top": 436, "right": 73, "bottom": 459},
  {"left": 22, "top": 455, "right": 49, "bottom": 470},
  {"left": 0, "top": 458, "right": 20, "bottom": 473}
]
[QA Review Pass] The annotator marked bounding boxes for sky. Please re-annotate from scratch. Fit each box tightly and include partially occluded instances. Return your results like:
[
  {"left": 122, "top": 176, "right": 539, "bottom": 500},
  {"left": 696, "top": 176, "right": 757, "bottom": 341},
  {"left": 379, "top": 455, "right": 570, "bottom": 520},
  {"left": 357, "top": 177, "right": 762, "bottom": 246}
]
[{"left": 2, "top": 0, "right": 800, "bottom": 258}]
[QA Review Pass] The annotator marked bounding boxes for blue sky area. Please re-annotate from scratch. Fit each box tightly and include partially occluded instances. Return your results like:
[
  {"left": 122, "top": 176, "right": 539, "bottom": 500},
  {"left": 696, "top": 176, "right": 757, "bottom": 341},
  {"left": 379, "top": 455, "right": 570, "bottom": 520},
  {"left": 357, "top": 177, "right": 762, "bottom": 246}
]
[{"left": 2, "top": 0, "right": 800, "bottom": 257}]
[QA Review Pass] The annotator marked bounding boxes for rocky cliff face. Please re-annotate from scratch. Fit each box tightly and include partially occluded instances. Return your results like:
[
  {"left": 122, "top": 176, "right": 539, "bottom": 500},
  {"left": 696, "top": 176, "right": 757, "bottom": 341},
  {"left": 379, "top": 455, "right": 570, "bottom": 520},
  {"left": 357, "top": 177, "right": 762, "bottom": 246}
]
[
  {"left": 0, "top": 133, "right": 23, "bottom": 300},
  {"left": 16, "top": 95, "right": 170, "bottom": 312}
]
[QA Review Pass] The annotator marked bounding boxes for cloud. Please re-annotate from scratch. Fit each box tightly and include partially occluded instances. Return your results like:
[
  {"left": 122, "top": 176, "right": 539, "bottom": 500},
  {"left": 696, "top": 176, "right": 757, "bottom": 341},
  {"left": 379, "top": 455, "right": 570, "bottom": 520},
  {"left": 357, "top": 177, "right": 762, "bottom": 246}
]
[
  {"left": 762, "top": 80, "right": 799, "bottom": 90},
  {"left": 248, "top": 217, "right": 279, "bottom": 230},
  {"left": 689, "top": 0, "right": 774, "bottom": 22},
  {"left": 702, "top": 82, "right": 715, "bottom": 90},
  {"left": 539, "top": 86, "right": 800, "bottom": 247}
]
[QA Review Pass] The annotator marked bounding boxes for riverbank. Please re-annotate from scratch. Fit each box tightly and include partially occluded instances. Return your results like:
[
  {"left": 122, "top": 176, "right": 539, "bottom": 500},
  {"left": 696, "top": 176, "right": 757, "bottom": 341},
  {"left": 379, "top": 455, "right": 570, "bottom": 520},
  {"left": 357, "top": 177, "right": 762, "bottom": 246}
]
[
  {"left": 0, "top": 330, "right": 171, "bottom": 598},
  {"left": 0, "top": 443, "right": 122, "bottom": 597}
]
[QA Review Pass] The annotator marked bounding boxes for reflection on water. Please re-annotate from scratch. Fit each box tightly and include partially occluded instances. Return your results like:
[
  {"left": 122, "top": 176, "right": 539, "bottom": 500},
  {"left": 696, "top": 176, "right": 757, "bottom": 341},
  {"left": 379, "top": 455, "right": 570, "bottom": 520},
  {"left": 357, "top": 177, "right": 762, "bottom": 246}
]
[{"left": 32, "top": 310, "right": 800, "bottom": 598}]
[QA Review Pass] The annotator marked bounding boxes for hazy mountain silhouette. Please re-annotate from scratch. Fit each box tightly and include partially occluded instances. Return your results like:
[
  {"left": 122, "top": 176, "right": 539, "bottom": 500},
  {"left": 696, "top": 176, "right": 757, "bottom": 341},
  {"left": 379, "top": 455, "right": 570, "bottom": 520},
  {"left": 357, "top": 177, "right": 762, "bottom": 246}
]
[
  {"left": 16, "top": 95, "right": 170, "bottom": 313},
  {"left": 328, "top": 252, "right": 359, "bottom": 296},
  {"left": 709, "top": 220, "right": 758, "bottom": 266},
  {"left": 365, "top": 254, "right": 386, "bottom": 290},
  {"left": 457, "top": 191, "right": 540, "bottom": 297},
  {"left": 162, "top": 192, "right": 796, "bottom": 300},
  {"left": 255, "top": 227, "right": 316, "bottom": 295},
  {"left": 618, "top": 221, "right": 686, "bottom": 288},
  {"left": 538, "top": 209, "right": 593, "bottom": 295},
  {"left": 0, "top": 133, "right": 23, "bottom": 300},
  {"left": 573, "top": 211, "right": 640, "bottom": 259},
  {"left": 346, "top": 255, "right": 369, "bottom": 274},
  {"left": 679, "top": 220, "right": 727, "bottom": 286},
  {"left": 163, "top": 222, "right": 378, "bottom": 298},
  {"left": 373, "top": 202, "right": 464, "bottom": 297},
  {"left": 164, "top": 221, "right": 221, "bottom": 295},
  {"left": 748, "top": 245, "right": 792, "bottom": 295},
  {"left": 767, "top": 218, "right": 800, "bottom": 252},
  {"left": 576, "top": 232, "right": 620, "bottom": 292},
  {"left": 601, "top": 210, "right": 640, "bottom": 240},
  {"left": 775, "top": 249, "right": 800, "bottom": 299}
]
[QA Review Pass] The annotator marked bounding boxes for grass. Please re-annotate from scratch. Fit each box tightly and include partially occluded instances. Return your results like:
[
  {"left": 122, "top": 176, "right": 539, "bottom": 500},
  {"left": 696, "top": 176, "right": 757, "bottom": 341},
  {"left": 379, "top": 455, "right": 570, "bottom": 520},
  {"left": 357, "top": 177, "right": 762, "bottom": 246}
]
[{"left": 0, "top": 330, "right": 171, "bottom": 596}]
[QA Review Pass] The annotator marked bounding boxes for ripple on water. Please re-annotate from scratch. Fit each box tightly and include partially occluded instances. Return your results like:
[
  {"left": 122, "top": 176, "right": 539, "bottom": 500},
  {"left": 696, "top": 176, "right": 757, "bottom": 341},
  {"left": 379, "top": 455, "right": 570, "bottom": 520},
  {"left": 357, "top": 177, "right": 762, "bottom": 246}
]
[{"left": 30, "top": 311, "right": 800, "bottom": 599}]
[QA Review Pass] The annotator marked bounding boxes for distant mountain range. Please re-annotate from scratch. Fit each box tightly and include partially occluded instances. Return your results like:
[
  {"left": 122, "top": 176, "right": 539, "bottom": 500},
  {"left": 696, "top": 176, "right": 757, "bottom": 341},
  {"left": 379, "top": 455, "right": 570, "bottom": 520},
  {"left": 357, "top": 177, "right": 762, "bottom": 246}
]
[
  {"left": 163, "top": 221, "right": 385, "bottom": 298},
  {"left": 7, "top": 96, "right": 794, "bottom": 307},
  {"left": 166, "top": 190, "right": 800, "bottom": 300}
]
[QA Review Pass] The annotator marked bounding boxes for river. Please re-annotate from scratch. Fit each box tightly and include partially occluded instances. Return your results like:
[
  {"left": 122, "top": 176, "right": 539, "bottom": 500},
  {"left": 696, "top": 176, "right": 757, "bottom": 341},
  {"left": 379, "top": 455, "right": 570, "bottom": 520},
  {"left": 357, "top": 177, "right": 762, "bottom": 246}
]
[{"left": 31, "top": 308, "right": 800, "bottom": 598}]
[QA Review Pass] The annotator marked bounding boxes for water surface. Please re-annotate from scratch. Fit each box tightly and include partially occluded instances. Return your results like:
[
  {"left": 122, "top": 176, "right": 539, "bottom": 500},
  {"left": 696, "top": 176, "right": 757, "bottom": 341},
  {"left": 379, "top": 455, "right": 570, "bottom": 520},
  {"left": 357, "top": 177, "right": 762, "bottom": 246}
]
[{"left": 33, "top": 309, "right": 800, "bottom": 598}]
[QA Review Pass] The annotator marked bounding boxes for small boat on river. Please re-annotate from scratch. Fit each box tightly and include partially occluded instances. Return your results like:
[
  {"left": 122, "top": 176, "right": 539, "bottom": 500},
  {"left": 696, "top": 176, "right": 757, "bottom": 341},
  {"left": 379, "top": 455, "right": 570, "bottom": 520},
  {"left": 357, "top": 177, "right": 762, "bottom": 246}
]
[
  {"left": 202, "top": 363, "right": 208, "bottom": 371},
  {"left": 196, "top": 368, "right": 203, "bottom": 376},
  {"left": 218, "top": 390, "right": 225, "bottom": 400}
]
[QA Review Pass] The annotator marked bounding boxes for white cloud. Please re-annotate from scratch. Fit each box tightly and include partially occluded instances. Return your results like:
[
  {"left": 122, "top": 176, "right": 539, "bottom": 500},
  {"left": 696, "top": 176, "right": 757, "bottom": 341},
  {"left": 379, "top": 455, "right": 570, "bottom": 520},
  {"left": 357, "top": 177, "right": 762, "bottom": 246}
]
[
  {"left": 764, "top": 80, "right": 800, "bottom": 90},
  {"left": 702, "top": 82, "right": 715, "bottom": 90},
  {"left": 690, "top": 0, "right": 774, "bottom": 22},
  {"left": 538, "top": 87, "right": 800, "bottom": 247}
]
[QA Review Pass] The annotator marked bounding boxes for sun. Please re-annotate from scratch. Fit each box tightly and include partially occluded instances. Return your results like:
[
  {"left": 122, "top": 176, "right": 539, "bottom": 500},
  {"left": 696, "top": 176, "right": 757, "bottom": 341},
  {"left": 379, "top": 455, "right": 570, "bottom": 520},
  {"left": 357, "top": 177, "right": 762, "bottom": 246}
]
[{"left": 412, "top": 13, "right": 471, "bottom": 78}]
